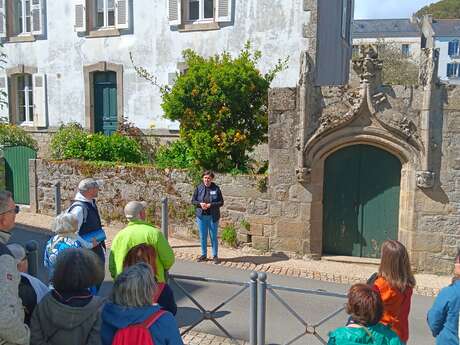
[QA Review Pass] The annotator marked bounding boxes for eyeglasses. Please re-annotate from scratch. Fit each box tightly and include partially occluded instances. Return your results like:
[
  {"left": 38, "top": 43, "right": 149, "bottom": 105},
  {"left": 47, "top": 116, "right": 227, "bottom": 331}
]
[{"left": 0, "top": 205, "right": 20, "bottom": 215}]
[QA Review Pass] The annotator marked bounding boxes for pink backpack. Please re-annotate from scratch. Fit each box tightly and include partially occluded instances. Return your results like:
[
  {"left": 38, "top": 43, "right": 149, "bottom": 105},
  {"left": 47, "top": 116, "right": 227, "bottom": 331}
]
[{"left": 112, "top": 310, "right": 166, "bottom": 345}]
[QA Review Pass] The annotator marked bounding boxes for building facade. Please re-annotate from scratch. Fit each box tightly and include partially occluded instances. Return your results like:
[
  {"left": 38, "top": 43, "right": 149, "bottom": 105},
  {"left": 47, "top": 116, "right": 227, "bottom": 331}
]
[{"left": 0, "top": 0, "right": 352, "bottom": 138}]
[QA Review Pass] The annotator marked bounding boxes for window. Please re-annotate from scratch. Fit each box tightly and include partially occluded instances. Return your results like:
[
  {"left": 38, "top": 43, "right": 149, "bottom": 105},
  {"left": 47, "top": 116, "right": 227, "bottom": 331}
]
[
  {"left": 0, "top": 0, "right": 44, "bottom": 39},
  {"left": 448, "top": 40, "right": 460, "bottom": 57},
  {"left": 352, "top": 45, "right": 360, "bottom": 59},
  {"left": 447, "top": 63, "right": 460, "bottom": 78},
  {"left": 95, "top": 0, "right": 115, "bottom": 28},
  {"left": 74, "top": 0, "right": 129, "bottom": 34},
  {"left": 16, "top": 74, "right": 33, "bottom": 123},
  {"left": 168, "top": 0, "right": 232, "bottom": 28},
  {"left": 401, "top": 44, "right": 410, "bottom": 57}
]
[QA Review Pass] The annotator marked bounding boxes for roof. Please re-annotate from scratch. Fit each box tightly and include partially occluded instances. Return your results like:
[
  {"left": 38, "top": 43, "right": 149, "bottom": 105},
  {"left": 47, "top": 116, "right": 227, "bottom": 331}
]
[
  {"left": 432, "top": 19, "right": 460, "bottom": 37},
  {"left": 352, "top": 19, "right": 420, "bottom": 39}
]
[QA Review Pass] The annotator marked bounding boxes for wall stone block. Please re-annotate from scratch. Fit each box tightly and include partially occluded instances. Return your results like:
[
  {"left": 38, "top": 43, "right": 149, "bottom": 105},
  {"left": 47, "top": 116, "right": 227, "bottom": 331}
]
[{"left": 252, "top": 236, "right": 269, "bottom": 251}]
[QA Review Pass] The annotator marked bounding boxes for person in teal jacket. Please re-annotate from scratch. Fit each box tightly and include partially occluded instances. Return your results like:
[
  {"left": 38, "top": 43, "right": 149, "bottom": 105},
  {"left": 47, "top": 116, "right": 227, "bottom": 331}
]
[
  {"left": 108, "top": 201, "right": 175, "bottom": 283},
  {"left": 427, "top": 252, "right": 460, "bottom": 345},
  {"left": 328, "top": 284, "right": 403, "bottom": 345}
]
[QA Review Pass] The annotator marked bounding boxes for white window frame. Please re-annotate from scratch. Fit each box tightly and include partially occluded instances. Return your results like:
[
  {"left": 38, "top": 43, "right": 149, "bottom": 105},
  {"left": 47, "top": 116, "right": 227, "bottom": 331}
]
[
  {"left": 14, "top": 0, "right": 33, "bottom": 35},
  {"left": 16, "top": 74, "right": 34, "bottom": 125},
  {"left": 186, "top": 0, "right": 214, "bottom": 23},
  {"left": 95, "top": 0, "right": 116, "bottom": 29}
]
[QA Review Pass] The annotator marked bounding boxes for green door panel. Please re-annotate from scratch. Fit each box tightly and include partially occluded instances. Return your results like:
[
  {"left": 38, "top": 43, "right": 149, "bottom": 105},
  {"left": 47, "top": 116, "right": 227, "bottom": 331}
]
[
  {"left": 4, "top": 146, "right": 37, "bottom": 205},
  {"left": 323, "top": 145, "right": 401, "bottom": 258},
  {"left": 94, "top": 72, "right": 117, "bottom": 135}
]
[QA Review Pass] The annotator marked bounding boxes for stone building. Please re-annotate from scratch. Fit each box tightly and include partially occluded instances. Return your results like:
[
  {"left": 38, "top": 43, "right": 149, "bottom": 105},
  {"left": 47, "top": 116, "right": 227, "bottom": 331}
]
[{"left": 0, "top": 0, "right": 352, "bottom": 155}]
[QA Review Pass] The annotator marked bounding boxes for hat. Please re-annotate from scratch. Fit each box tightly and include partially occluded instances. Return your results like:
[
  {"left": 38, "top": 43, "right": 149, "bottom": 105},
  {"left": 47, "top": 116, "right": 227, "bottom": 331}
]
[
  {"left": 124, "top": 201, "right": 148, "bottom": 220},
  {"left": 78, "top": 178, "right": 102, "bottom": 192},
  {"left": 7, "top": 243, "right": 27, "bottom": 262}
]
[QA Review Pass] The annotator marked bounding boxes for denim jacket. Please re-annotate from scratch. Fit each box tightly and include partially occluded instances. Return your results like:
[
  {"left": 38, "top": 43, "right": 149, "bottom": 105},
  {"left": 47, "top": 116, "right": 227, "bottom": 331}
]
[{"left": 192, "top": 183, "right": 224, "bottom": 222}]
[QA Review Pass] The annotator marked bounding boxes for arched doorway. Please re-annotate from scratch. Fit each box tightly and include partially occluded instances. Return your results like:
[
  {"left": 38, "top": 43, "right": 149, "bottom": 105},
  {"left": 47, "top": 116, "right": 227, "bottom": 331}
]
[{"left": 322, "top": 144, "right": 402, "bottom": 258}]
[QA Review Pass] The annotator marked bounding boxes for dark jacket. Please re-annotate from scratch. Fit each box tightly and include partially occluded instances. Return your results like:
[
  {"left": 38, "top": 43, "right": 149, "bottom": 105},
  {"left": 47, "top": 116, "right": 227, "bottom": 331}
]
[
  {"left": 192, "top": 182, "right": 224, "bottom": 222},
  {"left": 427, "top": 279, "right": 460, "bottom": 345},
  {"left": 30, "top": 292, "right": 104, "bottom": 345},
  {"left": 101, "top": 303, "right": 183, "bottom": 345}
]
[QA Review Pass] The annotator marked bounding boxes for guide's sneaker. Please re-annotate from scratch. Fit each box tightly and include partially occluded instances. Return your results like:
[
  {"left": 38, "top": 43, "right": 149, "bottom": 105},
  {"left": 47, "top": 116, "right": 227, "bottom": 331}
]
[
  {"left": 213, "top": 256, "right": 219, "bottom": 264},
  {"left": 197, "top": 255, "right": 207, "bottom": 262}
]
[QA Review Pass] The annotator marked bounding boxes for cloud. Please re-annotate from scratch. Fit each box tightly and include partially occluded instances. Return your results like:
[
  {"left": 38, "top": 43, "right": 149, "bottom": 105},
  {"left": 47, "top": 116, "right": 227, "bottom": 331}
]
[{"left": 354, "top": 0, "right": 438, "bottom": 19}]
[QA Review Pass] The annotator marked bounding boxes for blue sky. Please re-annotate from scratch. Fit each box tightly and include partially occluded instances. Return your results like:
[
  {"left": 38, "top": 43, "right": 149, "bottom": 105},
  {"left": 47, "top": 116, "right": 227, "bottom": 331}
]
[{"left": 354, "top": 0, "right": 439, "bottom": 19}]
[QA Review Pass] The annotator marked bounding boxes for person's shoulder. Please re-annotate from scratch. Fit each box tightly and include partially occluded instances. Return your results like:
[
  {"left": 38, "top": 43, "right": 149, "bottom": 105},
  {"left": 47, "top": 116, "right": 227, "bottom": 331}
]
[
  {"left": 370, "top": 323, "right": 404, "bottom": 345},
  {"left": 0, "top": 242, "right": 12, "bottom": 256}
]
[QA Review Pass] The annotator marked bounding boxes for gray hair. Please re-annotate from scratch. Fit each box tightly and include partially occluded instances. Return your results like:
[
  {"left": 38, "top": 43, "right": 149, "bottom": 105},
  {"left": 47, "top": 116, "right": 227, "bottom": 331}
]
[
  {"left": 78, "top": 178, "right": 101, "bottom": 192},
  {"left": 52, "top": 213, "right": 78, "bottom": 235},
  {"left": 124, "top": 201, "right": 147, "bottom": 221},
  {"left": 0, "top": 190, "right": 12, "bottom": 214},
  {"left": 111, "top": 262, "right": 157, "bottom": 307}
]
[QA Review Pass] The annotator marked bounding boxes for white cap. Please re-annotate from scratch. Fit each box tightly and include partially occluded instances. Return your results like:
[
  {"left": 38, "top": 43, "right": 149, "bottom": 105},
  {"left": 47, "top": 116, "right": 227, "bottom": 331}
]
[{"left": 124, "top": 201, "right": 148, "bottom": 220}]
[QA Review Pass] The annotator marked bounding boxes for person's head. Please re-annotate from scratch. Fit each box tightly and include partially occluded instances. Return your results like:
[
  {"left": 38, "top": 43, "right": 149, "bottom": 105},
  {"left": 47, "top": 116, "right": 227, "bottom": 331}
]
[
  {"left": 0, "top": 191, "right": 19, "bottom": 232},
  {"left": 346, "top": 283, "right": 383, "bottom": 326},
  {"left": 7, "top": 243, "right": 28, "bottom": 273},
  {"left": 52, "top": 213, "right": 79, "bottom": 236},
  {"left": 111, "top": 262, "right": 157, "bottom": 307},
  {"left": 52, "top": 248, "right": 104, "bottom": 293},
  {"left": 124, "top": 201, "right": 147, "bottom": 221},
  {"left": 123, "top": 243, "right": 157, "bottom": 276},
  {"left": 379, "top": 240, "right": 416, "bottom": 291},
  {"left": 78, "top": 178, "right": 101, "bottom": 199},
  {"left": 202, "top": 170, "right": 214, "bottom": 187},
  {"left": 452, "top": 249, "right": 460, "bottom": 283}
]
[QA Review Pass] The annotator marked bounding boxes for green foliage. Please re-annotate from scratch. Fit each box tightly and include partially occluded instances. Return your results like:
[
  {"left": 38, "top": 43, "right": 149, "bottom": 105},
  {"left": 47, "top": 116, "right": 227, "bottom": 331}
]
[
  {"left": 155, "top": 139, "right": 193, "bottom": 169},
  {"left": 416, "top": 0, "right": 460, "bottom": 19},
  {"left": 0, "top": 124, "right": 38, "bottom": 150},
  {"left": 117, "top": 116, "right": 158, "bottom": 163},
  {"left": 51, "top": 122, "right": 145, "bottom": 163},
  {"left": 221, "top": 224, "right": 238, "bottom": 248},
  {"left": 240, "top": 219, "right": 251, "bottom": 231},
  {"left": 160, "top": 42, "right": 287, "bottom": 172}
]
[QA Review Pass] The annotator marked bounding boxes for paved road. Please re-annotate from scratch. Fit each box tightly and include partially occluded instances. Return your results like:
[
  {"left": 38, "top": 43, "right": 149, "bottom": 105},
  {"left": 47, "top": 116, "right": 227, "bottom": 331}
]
[{"left": 10, "top": 225, "right": 436, "bottom": 345}]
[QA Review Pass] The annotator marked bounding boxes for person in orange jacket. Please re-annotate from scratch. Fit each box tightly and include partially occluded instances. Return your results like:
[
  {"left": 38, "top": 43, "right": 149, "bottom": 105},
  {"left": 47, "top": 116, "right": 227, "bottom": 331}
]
[{"left": 373, "top": 240, "right": 416, "bottom": 344}]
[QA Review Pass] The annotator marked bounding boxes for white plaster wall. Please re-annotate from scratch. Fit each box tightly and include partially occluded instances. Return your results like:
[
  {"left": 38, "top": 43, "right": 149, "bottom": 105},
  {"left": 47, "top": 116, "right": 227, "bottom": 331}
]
[
  {"left": 352, "top": 37, "right": 421, "bottom": 61},
  {"left": 435, "top": 36, "right": 460, "bottom": 85},
  {"left": 3, "top": 0, "right": 309, "bottom": 129}
]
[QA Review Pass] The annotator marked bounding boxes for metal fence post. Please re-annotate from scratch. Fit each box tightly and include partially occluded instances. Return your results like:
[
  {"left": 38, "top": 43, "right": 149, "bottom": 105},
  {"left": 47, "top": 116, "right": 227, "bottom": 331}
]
[
  {"left": 257, "top": 272, "right": 267, "bottom": 345},
  {"left": 54, "top": 182, "right": 61, "bottom": 215},
  {"left": 161, "top": 197, "right": 169, "bottom": 241},
  {"left": 249, "top": 272, "right": 258, "bottom": 345},
  {"left": 25, "top": 240, "right": 39, "bottom": 277}
]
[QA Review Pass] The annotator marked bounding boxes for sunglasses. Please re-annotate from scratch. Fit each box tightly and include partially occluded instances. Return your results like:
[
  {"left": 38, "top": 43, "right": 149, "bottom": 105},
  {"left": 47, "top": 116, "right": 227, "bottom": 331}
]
[{"left": 0, "top": 205, "right": 20, "bottom": 215}]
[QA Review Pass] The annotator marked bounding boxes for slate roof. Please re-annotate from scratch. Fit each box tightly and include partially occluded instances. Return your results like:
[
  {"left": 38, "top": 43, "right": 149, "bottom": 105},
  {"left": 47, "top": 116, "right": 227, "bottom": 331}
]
[
  {"left": 352, "top": 19, "right": 420, "bottom": 39},
  {"left": 432, "top": 19, "right": 460, "bottom": 37}
]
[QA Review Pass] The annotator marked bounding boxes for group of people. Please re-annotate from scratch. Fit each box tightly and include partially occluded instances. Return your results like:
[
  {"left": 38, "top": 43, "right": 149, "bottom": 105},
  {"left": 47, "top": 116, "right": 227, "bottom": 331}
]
[{"left": 0, "top": 171, "right": 459, "bottom": 345}]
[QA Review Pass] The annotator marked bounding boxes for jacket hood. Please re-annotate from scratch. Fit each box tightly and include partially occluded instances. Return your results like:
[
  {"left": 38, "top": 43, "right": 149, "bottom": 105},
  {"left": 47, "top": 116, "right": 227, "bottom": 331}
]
[
  {"left": 102, "top": 303, "right": 161, "bottom": 329},
  {"left": 40, "top": 293, "right": 105, "bottom": 330},
  {"left": 0, "top": 230, "right": 11, "bottom": 245}
]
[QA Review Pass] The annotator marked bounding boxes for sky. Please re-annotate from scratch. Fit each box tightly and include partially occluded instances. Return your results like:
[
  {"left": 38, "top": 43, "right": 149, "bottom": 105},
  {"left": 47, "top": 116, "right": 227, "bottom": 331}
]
[{"left": 354, "top": 0, "right": 439, "bottom": 19}]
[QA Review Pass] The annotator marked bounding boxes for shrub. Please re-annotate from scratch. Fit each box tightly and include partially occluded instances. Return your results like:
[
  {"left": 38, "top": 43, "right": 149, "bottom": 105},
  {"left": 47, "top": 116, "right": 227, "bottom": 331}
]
[
  {"left": 221, "top": 224, "right": 238, "bottom": 248},
  {"left": 155, "top": 139, "right": 193, "bottom": 169},
  {"left": 117, "top": 116, "right": 158, "bottom": 163},
  {"left": 50, "top": 122, "right": 88, "bottom": 159},
  {"left": 0, "top": 124, "right": 38, "bottom": 150}
]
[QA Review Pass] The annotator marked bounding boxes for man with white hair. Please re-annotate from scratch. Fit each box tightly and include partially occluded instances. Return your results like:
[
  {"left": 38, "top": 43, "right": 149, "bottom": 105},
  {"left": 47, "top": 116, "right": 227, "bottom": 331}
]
[
  {"left": 68, "top": 178, "right": 106, "bottom": 264},
  {"left": 0, "top": 191, "right": 30, "bottom": 345},
  {"left": 109, "top": 201, "right": 175, "bottom": 284}
]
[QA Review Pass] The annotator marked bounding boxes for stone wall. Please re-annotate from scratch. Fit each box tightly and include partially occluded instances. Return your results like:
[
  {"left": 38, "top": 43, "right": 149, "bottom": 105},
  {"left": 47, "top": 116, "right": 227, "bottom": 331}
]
[{"left": 31, "top": 159, "right": 269, "bottom": 242}]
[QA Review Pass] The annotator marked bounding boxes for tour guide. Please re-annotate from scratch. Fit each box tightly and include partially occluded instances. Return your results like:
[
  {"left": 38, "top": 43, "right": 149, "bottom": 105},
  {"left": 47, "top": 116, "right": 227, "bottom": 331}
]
[{"left": 192, "top": 170, "right": 224, "bottom": 264}]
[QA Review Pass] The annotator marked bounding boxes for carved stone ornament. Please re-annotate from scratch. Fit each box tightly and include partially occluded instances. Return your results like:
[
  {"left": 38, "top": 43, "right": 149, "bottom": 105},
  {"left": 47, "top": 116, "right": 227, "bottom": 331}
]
[
  {"left": 296, "top": 167, "right": 311, "bottom": 183},
  {"left": 416, "top": 170, "right": 435, "bottom": 189}
]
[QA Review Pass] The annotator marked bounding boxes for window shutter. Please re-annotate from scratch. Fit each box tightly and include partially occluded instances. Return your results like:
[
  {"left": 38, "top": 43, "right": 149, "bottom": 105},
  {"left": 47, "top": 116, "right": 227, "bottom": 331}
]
[
  {"left": 167, "top": 0, "right": 181, "bottom": 26},
  {"left": 216, "top": 0, "right": 232, "bottom": 22},
  {"left": 30, "top": 0, "right": 43, "bottom": 35},
  {"left": 115, "top": 0, "right": 129, "bottom": 29},
  {"left": 74, "top": 0, "right": 86, "bottom": 33},
  {"left": 32, "top": 74, "right": 47, "bottom": 127},
  {"left": 0, "top": 0, "right": 6, "bottom": 38},
  {"left": 0, "top": 75, "right": 9, "bottom": 121},
  {"left": 447, "top": 63, "right": 454, "bottom": 77},
  {"left": 449, "top": 41, "right": 456, "bottom": 56}
]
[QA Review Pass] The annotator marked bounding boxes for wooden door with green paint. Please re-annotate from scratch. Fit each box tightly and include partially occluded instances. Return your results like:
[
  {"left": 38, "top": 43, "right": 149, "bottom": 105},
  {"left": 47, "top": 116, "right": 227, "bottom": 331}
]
[{"left": 94, "top": 72, "right": 117, "bottom": 135}]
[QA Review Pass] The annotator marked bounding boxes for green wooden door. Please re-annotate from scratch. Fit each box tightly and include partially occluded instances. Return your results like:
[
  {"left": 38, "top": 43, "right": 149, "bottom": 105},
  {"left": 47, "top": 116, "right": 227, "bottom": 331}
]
[
  {"left": 323, "top": 145, "right": 401, "bottom": 258},
  {"left": 94, "top": 72, "right": 117, "bottom": 135},
  {"left": 4, "top": 146, "right": 37, "bottom": 205}
]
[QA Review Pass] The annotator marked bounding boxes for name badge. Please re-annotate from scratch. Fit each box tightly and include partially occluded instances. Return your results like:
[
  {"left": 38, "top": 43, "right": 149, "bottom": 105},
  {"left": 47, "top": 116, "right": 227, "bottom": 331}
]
[{"left": 210, "top": 191, "right": 217, "bottom": 195}]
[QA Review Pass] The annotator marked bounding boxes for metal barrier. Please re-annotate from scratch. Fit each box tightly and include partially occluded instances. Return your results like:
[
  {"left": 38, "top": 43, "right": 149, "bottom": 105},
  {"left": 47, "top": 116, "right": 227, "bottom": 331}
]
[{"left": 169, "top": 272, "right": 258, "bottom": 345}]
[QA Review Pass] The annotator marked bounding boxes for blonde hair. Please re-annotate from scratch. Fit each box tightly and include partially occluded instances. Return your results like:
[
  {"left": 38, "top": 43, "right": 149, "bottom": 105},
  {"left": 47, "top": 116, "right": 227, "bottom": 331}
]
[{"left": 378, "top": 240, "right": 416, "bottom": 291}]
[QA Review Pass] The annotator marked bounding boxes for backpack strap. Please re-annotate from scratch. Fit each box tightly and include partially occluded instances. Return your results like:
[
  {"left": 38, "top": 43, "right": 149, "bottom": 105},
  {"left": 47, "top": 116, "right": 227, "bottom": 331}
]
[
  {"left": 142, "top": 309, "right": 167, "bottom": 329},
  {"left": 152, "top": 283, "right": 166, "bottom": 303},
  {"left": 67, "top": 200, "right": 89, "bottom": 224}
]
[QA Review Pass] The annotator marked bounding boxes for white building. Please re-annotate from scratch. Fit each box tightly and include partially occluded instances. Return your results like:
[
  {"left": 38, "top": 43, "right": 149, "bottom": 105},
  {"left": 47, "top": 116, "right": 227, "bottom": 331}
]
[
  {"left": 0, "top": 0, "right": 352, "bottom": 136},
  {"left": 421, "top": 16, "right": 460, "bottom": 85}
]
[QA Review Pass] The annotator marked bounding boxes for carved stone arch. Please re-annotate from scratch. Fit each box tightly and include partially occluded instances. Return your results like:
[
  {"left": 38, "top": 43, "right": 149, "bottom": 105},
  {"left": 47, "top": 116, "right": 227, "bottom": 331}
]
[
  {"left": 306, "top": 132, "right": 418, "bottom": 260},
  {"left": 83, "top": 62, "right": 124, "bottom": 132}
]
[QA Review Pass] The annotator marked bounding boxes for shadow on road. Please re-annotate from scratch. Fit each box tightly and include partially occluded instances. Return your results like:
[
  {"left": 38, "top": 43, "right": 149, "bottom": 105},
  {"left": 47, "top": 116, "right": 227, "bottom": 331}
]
[{"left": 220, "top": 253, "right": 290, "bottom": 266}]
